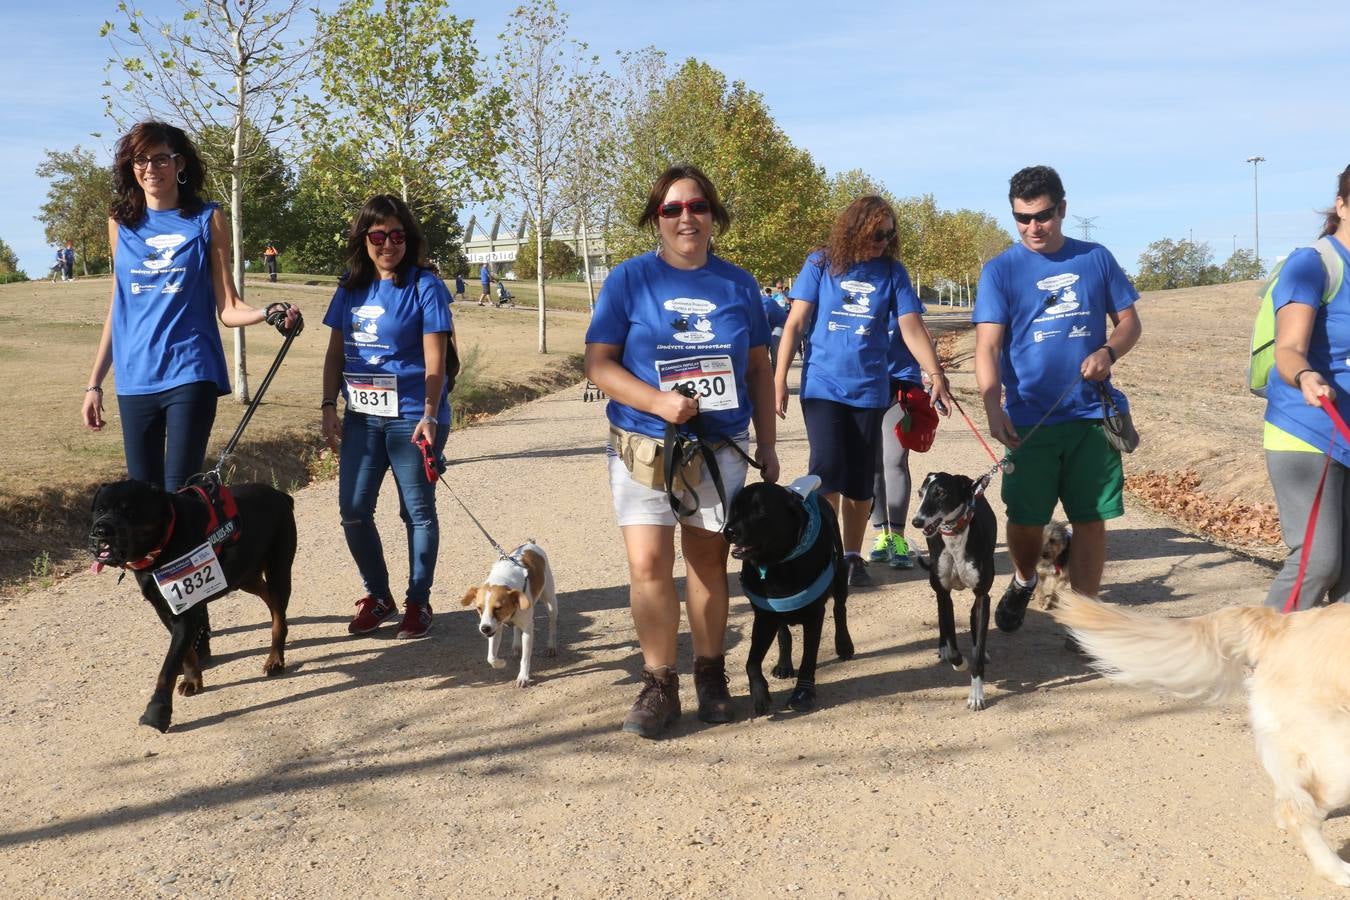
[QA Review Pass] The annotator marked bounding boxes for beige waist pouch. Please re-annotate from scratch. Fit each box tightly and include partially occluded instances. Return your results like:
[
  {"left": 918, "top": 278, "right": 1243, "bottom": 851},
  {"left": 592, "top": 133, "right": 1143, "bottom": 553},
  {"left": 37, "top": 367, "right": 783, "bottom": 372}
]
[{"left": 609, "top": 425, "right": 704, "bottom": 490}]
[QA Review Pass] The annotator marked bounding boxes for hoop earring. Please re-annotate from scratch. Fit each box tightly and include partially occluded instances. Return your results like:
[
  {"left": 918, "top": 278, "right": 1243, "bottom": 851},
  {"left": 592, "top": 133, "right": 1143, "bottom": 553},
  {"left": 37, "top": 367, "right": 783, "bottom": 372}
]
[{"left": 176, "top": 170, "right": 187, "bottom": 185}]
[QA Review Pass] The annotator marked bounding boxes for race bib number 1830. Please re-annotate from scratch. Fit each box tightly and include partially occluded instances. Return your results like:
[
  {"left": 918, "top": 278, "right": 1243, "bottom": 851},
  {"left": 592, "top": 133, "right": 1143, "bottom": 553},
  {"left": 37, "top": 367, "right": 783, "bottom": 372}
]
[
  {"left": 655, "top": 355, "right": 739, "bottom": 413},
  {"left": 153, "top": 542, "right": 228, "bottom": 615}
]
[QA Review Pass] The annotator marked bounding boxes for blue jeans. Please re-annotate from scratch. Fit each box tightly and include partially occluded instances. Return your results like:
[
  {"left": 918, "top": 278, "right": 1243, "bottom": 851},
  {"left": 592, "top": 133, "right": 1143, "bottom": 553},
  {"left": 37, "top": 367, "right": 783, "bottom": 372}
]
[
  {"left": 338, "top": 412, "right": 450, "bottom": 606},
  {"left": 117, "top": 380, "right": 220, "bottom": 491}
]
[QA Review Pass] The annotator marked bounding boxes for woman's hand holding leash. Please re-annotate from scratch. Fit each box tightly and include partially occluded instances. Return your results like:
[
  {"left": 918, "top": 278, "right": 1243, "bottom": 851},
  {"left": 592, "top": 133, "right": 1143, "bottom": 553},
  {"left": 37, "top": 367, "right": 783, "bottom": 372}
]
[
  {"left": 412, "top": 416, "right": 438, "bottom": 447},
  {"left": 1297, "top": 369, "right": 1337, "bottom": 407},
  {"left": 264, "top": 302, "right": 303, "bottom": 336},
  {"left": 756, "top": 444, "right": 781, "bottom": 484},
  {"left": 927, "top": 371, "right": 954, "bottom": 417},
  {"left": 654, "top": 387, "right": 699, "bottom": 425}
]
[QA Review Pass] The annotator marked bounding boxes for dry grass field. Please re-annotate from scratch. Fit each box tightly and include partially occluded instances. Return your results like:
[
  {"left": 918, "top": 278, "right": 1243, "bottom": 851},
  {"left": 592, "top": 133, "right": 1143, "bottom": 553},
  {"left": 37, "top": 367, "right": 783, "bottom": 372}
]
[{"left": 0, "top": 276, "right": 590, "bottom": 588}]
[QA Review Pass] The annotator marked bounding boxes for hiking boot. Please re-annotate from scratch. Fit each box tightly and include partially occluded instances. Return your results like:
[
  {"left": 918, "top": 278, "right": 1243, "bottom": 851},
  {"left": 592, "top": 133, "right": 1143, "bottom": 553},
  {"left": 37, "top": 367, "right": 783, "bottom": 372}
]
[
  {"left": 994, "top": 578, "right": 1037, "bottom": 633},
  {"left": 396, "top": 602, "right": 433, "bottom": 639},
  {"left": 847, "top": 555, "right": 872, "bottom": 588},
  {"left": 869, "top": 532, "right": 893, "bottom": 563},
  {"left": 693, "top": 655, "right": 735, "bottom": 724},
  {"left": 348, "top": 595, "right": 396, "bottom": 634},
  {"left": 889, "top": 534, "right": 915, "bottom": 570},
  {"left": 621, "top": 665, "right": 681, "bottom": 738}
]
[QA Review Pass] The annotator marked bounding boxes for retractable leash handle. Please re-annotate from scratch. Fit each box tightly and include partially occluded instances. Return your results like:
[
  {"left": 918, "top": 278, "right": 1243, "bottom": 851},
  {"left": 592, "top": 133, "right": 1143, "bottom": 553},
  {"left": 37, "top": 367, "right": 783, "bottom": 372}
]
[{"left": 414, "top": 435, "right": 438, "bottom": 484}]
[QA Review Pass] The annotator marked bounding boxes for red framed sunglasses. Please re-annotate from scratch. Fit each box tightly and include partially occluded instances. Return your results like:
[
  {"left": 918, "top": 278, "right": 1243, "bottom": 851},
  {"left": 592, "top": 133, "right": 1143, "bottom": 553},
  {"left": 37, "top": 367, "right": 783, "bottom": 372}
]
[
  {"left": 366, "top": 228, "right": 407, "bottom": 246},
  {"left": 658, "top": 198, "right": 711, "bottom": 218}
]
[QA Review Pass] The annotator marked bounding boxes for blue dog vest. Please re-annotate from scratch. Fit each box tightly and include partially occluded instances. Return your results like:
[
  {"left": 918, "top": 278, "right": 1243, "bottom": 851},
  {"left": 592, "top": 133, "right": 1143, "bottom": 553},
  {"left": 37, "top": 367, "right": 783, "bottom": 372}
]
[{"left": 743, "top": 490, "right": 835, "bottom": 613}]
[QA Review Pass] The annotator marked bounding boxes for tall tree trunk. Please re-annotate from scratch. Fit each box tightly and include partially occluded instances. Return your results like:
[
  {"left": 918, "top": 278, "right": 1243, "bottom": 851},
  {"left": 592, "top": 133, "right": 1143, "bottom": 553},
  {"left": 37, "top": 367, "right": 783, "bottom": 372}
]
[
  {"left": 230, "top": 25, "right": 250, "bottom": 404},
  {"left": 580, "top": 212, "right": 594, "bottom": 312},
  {"left": 536, "top": 192, "right": 547, "bottom": 354}
]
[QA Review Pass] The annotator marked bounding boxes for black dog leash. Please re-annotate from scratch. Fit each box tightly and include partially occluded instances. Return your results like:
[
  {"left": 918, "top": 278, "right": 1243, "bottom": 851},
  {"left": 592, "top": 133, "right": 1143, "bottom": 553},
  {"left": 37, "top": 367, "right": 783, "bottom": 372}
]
[
  {"left": 663, "top": 385, "right": 761, "bottom": 520},
  {"left": 210, "top": 306, "right": 304, "bottom": 478}
]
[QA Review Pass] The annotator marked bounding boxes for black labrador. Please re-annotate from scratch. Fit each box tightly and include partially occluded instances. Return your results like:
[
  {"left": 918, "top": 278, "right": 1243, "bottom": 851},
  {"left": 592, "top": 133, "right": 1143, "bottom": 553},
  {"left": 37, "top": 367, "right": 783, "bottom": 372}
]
[
  {"left": 912, "top": 472, "right": 997, "bottom": 710},
  {"left": 724, "top": 478, "right": 852, "bottom": 715},
  {"left": 88, "top": 479, "right": 297, "bottom": 732}
]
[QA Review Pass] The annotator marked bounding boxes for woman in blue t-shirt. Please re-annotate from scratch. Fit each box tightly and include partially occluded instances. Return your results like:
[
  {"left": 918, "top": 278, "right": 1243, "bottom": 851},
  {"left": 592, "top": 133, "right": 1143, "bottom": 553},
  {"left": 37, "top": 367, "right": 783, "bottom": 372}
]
[
  {"left": 585, "top": 164, "right": 779, "bottom": 739},
  {"left": 1263, "top": 166, "right": 1350, "bottom": 610},
  {"left": 774, "top": 196, "right": 952, "bottom": 587},
  {"left": 321, "top": 195, "right": 454, "bottom": 640},
  {"left": 82, "top": 121, "right": 301, "bottom": 490}
]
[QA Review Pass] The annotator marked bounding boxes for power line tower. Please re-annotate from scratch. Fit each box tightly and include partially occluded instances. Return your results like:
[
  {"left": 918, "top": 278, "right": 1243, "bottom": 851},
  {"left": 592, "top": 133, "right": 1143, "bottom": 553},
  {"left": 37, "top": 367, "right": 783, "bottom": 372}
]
[{"left": 1073, "top": 215, "right": 1099, "bottom": 242}]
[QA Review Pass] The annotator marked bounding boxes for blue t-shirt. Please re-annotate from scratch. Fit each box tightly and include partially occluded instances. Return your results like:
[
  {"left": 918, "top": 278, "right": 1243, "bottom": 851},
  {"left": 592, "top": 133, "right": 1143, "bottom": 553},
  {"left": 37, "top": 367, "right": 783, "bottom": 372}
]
[
  {"left": 585, "top": 251, "right": 770, "bottom": 440},
  {"left": 454, "top": 275, "right": 465, "bottom": 295},
  {"left": 323, "top": 268, "right": 453, "bottom": 420},
  {"left": 973, "top": 237, "right": 1138, "bottom": 425},
  {"left": 790, "top": 251, "right": 921, "bottom": 408},
  {"left": 1264, "top": 240, "right": 1350, "bottom": 466},
  {"left": 886, "top": 307, "right": 924, "bottom": 385},
  {"left": 480, "top": 267, "right": 491, "bottom": 286},
  {"left": 761, "top": 291, "right": 788, "bottom": 330},
  {"left": 111, "top": 203, "right": 230, "bottom": 396}
]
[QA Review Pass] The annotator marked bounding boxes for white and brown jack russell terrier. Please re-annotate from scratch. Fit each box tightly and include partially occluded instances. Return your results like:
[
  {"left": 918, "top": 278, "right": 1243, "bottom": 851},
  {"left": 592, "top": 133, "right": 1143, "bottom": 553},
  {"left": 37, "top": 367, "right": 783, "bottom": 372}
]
[{"left": 460, "top": 542, "right": 558, "bottom": 687}]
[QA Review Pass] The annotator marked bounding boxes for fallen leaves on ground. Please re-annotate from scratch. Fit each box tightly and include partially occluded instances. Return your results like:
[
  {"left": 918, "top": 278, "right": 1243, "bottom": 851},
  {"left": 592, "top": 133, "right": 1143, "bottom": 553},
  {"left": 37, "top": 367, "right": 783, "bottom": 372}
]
[{"left": 1126, "top": 470, "right": 1282, "bottom": 546}]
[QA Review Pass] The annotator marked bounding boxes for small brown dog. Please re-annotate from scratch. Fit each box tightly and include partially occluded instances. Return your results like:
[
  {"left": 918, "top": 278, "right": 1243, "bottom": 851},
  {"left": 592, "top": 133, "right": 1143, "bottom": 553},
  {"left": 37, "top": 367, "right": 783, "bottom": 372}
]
[
  {"left": 460, "top": 542, "right": 557, "bottom": 687},
  {"left": 1034, "top": 521, "right": 1072, "bottom": 610}
]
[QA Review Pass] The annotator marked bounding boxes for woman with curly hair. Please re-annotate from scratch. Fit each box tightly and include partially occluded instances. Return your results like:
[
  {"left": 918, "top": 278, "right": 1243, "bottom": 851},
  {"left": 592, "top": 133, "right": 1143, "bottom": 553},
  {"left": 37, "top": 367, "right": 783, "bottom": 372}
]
[
  {"left": 82, "top": 120, "right": 301, "bottom": 490},
  {"left": 774, "top": 195, "right": 952, "bottom": 586}
]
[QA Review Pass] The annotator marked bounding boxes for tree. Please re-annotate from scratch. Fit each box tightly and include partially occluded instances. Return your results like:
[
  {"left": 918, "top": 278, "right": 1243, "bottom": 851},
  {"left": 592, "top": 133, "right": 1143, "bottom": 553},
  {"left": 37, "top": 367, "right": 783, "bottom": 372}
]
[
  {"left": 35, "top": 146, "right": 114, "bottom": 276},
  {"left": 1135, "top": 238, "right": 1216, "bottom": 291},
  {"left": 0, "top": 238, "right": 26, "bottom": 280},
  {"left": 514, "top": 233, "right": 579, "bottom": 280},
  {"left": 1221, "top": 247, "right": 1265, "bottom": 282},
  {"left": 104, "top": 0, "right": 315, "bottom": 402},
  {"left": 285, "top": 151, "right": 357, "bottom": 276},
  {"left": 608, "top": 58, "right": 830, "bottom": 283},
  {"left": 195, "top": 121, "right": 295, "bottom": 266},
  {"left": 303, "top": 0, "right": 506, "bottom": 218},
  {"left": 496, "top": 0, "right": 604, "bottom": 353}
]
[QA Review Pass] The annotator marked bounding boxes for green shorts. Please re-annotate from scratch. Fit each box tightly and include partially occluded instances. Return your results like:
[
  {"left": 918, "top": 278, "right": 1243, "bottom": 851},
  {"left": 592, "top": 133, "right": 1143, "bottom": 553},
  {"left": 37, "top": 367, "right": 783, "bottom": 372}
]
[{"left": 1001, "top": 420, "right": 1124, "bottom": 526}]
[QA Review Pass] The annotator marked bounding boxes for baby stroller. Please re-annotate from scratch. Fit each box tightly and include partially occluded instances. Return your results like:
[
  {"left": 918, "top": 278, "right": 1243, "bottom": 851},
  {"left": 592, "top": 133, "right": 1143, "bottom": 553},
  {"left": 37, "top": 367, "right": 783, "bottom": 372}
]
[
  {"left": 496, "top": 281, "right": 515, "bottom": 307},
  {"left": 48, "top": 260, "right": 64, "bottom": 282}
]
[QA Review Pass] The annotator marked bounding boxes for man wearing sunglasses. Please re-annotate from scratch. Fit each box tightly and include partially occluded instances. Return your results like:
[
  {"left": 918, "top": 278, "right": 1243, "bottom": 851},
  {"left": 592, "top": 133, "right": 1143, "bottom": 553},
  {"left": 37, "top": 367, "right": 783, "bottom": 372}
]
[{"left": 973, "top": 165, "right": 1142, "bottom": 639}]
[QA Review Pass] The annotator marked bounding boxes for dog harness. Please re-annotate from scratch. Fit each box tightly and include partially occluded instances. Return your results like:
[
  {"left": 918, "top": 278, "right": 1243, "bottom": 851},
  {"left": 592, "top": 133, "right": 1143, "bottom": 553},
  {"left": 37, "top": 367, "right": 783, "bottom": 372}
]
[
  {"left": 742, "top": 490, "right": 835, "bottom": 613},
  {"left": 181, "top": 481, "right": 242, "bottom": 549}
]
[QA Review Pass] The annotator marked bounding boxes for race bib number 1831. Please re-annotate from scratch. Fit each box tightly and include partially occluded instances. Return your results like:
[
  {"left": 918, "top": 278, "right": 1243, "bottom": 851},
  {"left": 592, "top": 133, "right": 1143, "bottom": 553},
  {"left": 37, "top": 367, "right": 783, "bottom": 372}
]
[
  {"left": 153, "top": 542, "right": 228, "bottom": 615},
  {"left": 344, "top": 373, "right": 399, "bottom": 417},
  {"left": 655, "top": 355, "right": 739, "bottom": 413}
]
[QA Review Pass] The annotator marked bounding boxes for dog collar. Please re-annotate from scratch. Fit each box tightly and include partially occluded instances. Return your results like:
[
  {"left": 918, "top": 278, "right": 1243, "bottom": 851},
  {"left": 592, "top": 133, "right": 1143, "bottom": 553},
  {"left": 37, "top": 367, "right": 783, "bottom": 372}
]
[
  {"left": 125, "top": 504, "right": 177, "bottom": 571},
  {"left": 745, "top": 564, "right": 835, "bottom": 613},
  {"left": 938, "top": 503, "right": 975, "bottom": 536},
  {"left": 778, "top": 490, "right": 821, "bottom": 565}
]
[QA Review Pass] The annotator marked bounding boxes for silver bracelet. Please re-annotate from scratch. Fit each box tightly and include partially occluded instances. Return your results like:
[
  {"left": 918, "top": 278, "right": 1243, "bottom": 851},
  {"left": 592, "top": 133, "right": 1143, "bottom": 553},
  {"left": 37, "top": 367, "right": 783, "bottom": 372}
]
[{"left": 420, "top": 415, "right": 438, "bottom": 425}]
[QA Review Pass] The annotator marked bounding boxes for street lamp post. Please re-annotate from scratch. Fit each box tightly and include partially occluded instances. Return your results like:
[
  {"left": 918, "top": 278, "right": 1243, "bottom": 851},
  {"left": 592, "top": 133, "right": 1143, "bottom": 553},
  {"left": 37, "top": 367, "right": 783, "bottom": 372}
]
[{"left": 1246, "top": 155, "right": 1265, "bottom": 271}]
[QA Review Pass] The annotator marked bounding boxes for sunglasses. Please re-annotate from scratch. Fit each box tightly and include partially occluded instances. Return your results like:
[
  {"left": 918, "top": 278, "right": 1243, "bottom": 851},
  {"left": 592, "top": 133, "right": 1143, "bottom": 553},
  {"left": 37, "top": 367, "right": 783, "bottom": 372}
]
[
  {"left": 132, "top": 153, "right": 181, "bottom": 170},
  {"left": 1012, "top": 205, "right": 1059, "bottom": 225},
  {"left": 658, "top": 198, "right": 711, "bottom": 218},
  {"left": 366, "top": 228, "right": 407, "bottom": 246},
  {"left": 873, "top": 227, "right": 896, "bottom": 243}
]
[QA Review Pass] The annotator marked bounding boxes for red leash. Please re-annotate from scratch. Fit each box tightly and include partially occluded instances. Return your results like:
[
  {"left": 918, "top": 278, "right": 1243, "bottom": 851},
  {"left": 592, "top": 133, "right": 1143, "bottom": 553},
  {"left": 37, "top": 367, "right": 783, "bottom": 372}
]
[
  {"left": 951, "top": 397, "right": 1002, "bottom": 465},
  {"left": 1283, "top": 396, "right": 1350, "bottom": 613}
]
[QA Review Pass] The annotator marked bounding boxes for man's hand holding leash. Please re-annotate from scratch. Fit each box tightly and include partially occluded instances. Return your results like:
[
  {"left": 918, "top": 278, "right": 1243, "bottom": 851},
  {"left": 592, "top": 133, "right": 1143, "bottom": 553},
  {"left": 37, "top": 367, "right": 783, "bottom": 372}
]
[{"left": 1080, "top": 344, "right": 1115, "bottom": 382}]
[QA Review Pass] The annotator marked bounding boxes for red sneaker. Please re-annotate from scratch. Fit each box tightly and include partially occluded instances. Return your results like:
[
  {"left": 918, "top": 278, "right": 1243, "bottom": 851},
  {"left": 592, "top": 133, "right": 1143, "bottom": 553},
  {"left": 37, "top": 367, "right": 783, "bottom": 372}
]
[
  {"left": 348, "top": 595, "right": 396, "bottom": 634},
  {"left": 396, "top": 603, "right": 433, "bottom": 639}
]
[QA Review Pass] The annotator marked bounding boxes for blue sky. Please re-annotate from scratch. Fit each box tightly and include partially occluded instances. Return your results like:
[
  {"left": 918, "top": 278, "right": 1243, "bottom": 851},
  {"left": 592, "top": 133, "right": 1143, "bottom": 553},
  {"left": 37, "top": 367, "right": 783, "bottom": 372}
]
[{"left": 5, "top": 0, "right": 1348, "bottom": 279}]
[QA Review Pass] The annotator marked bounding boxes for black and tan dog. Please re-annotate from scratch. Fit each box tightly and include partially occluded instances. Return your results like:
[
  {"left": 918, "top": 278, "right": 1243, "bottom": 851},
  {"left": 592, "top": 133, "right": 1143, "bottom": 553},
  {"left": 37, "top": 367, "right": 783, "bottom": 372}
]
[
  {"left": 912, "top": 471, "right": 998, "bottom": 710},
  {"left": 89, "top": 479, "right": 297, "bottom": 732},
  {"left": 724, "top": 476, "right": 852, "bottom": 715}
]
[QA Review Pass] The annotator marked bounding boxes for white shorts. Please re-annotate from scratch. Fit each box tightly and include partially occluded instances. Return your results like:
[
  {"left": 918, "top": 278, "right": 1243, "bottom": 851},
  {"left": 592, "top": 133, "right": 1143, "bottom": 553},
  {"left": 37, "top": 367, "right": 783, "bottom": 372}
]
[{"left": 607, "top": 435, "right": 751, "bottom": 531}]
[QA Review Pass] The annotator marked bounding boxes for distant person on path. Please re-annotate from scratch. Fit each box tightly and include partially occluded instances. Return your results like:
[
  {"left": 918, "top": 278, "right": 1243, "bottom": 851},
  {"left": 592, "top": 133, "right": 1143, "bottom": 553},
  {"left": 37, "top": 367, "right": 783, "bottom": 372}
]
[
  {"left": 585, "top": 163, "right": 779, "bottom": 739},
  {"left": 321, "top": 194, "right": 452, "bottom": 641},
  {"left": 760, "top": 285, "right": 788, "bottom": 370},
  {"left": 454, "top": 272, "right": 465, "bottom": 302},
  {"left": 81, "top": 120, "right": 301, "bottom": 491},
  {"left": 774, "top": 195, "right": 952, "bottom": 587},
  {"left": 1261, "top": 165, "right": 1350, "bottom": 611},
  {"left": 263, "top": 241, "right": 279, "bottom": 282},
  {"left": 60, "top": 240, "right": 75, "bottom": 281},
  {"left": 973, "top": 164, "right": 1141, "bottom": 635},
  {"left": 478, "top": 263, "right": 492, "bottom": 305}
]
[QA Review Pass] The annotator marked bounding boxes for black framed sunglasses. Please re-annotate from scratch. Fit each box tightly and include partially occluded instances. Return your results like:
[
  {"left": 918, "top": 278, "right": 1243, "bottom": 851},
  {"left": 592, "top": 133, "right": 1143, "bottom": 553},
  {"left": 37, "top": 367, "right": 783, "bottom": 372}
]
[
  {"left": 366, "top": 228, "right": 407, "bottom": 246},
  {"left": 132, "top": 152, "right": 181, "bottom": 170},
  {"left": 1012, "top": 205, "right": 1059, "bottom": 225},
  {"left": 658, "top": 198, "right": 711, "bottom": 218}
]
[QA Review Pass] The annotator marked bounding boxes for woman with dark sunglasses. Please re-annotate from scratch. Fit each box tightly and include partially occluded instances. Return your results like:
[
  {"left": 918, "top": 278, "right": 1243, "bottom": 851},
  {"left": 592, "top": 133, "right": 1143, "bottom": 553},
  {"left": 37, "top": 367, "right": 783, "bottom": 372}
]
[
  {"left": 82, "top": 121, "right": 302, "bottom": 490},
  {"left": 585, "top": 164, "right": 779, "bottom": 739},
  {"left": 774, "top": 195, "right": 952, "bottom": 587},
  {"left": 321, "top": 194, "right": 455, "bottom": 640}
]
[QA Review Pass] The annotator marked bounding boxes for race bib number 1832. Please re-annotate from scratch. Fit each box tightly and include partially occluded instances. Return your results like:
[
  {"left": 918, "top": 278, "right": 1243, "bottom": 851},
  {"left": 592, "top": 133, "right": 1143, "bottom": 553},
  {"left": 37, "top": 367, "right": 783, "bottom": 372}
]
[
  {"left": 655, "top": 355, "right": 739, "bottom": 413},
  {"left": 153, "top": 542, "right": 228, "bottom": 615}
]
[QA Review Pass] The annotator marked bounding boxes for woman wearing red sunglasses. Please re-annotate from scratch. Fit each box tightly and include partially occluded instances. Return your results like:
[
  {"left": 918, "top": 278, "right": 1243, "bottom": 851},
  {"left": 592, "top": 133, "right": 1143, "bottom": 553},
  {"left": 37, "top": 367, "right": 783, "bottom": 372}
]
[
  {"left": 321, "top": 194, "right": 455, "bottom": 641},
  {"left": 774, "top": 196, "right": 953, "bottom": 587},
  {"left": 585, "top": 164, "right": 780, "bottom": 738}
]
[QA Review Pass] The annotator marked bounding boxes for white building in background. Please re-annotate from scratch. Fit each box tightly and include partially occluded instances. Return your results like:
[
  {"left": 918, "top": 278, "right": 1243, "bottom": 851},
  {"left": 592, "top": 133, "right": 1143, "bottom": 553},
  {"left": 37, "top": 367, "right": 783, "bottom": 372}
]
[{"left": 462, "top": 214, "right": 610, "bottom": 282}]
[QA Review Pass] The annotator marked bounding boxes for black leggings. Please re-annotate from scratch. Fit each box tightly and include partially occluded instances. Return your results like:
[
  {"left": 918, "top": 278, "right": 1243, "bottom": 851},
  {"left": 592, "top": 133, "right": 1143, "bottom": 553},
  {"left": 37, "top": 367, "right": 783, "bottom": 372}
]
[{"left": 117, "top": 381, "right": 219, "bottom": 490}]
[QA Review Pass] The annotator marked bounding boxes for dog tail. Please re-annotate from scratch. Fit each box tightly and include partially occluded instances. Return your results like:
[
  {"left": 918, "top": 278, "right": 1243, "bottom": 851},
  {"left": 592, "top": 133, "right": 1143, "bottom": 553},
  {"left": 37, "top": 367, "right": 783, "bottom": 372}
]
[{"left": 1050, "top": 591, "right": 1284, "bottom": 702}]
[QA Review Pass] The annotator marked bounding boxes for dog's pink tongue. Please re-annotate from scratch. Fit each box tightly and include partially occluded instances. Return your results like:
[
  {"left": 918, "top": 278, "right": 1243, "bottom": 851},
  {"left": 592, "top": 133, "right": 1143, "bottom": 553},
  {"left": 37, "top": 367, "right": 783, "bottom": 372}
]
[{"left": 90, "top": 561, "right": 105, "bottom": 575}]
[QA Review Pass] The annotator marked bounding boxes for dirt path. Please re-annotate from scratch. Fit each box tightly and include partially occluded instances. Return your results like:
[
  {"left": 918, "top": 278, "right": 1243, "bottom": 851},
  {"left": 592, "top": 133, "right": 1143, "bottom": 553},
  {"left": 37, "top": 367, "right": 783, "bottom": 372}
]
[{"left": 1, "top": 358, "right": 1334, "bottom": 898}]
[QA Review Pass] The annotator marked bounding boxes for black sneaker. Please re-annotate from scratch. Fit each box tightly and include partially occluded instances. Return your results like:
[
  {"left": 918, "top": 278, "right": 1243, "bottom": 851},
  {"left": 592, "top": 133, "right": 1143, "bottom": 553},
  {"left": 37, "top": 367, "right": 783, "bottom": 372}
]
[
  {"left": 847, "top": 556, "right": 872, "bottom": 588},
  {"left": 994, "top": 578, "right": 1036, "bottom": 633}
]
